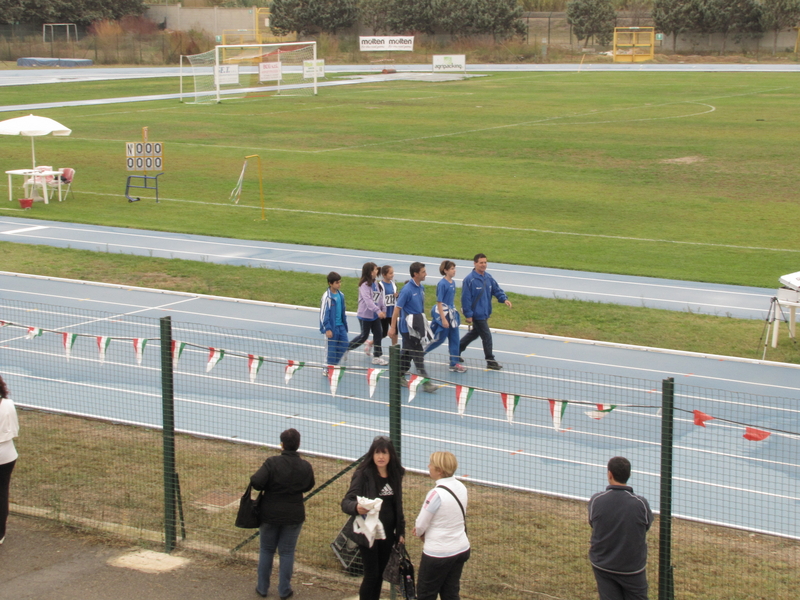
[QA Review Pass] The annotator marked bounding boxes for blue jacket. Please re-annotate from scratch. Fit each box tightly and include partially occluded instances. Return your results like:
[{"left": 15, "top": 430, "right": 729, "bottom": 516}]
[
  {"left": 460, "top": 270, "right": 507, "bottom": 321},
  {"left": 319, "top": 289, "right": 348, "bottom": 334}
]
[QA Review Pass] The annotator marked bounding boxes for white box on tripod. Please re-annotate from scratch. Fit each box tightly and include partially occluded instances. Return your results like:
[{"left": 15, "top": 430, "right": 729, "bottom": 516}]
[{"left": 778, "top": 287, "right": 800, "bottom": 303}]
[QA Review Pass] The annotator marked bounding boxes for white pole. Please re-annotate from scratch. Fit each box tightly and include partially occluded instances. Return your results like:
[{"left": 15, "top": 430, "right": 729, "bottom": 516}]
[
  {"left": 215, "top": 45, "right": 221, "bottom": 104},
  {"left": 31, "top": 136, "right": 36, "bottom": 169},
  {"left": 313, "top": 42, "right": 317, "bottom": 96},
  {"left": 179, "top": 55, "right": 184, "bottom": 102}
]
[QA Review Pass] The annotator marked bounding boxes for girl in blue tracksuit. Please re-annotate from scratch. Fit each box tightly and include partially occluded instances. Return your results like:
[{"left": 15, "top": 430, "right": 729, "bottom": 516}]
[{"left": 426, "top": 260, "right": 466, "bottom": 373}]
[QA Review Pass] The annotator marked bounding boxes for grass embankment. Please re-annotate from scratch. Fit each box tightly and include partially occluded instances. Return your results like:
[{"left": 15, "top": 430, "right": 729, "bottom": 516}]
[
  {"left": 15, "top": 410, "right": 799, "bottom": 600},
  {"left": 2, "top": 242, "right": 796, "bottom": 364}
]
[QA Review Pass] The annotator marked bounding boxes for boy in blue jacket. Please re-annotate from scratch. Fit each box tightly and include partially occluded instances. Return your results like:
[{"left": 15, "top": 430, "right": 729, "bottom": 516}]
[
  {"left": 319, "top": 272, "right": 349, "bottom": 371},
  {"left": 459, "top": 253, "right": 512, "bottom": 370}
]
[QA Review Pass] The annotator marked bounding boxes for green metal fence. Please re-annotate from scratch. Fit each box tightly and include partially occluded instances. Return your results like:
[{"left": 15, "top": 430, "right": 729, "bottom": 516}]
[{"left": 2, "top": 299, "right": 798, "bottom": 600}]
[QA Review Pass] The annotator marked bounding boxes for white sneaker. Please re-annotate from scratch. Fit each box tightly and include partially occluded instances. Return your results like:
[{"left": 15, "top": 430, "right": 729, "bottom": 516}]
[
  {"left": 364, "top": 340, "right": 373, "bottom": 357},
  {"left": 372, "top": 356, "right": 389, "bottom": 365},
  {"left": 449, "top": 363, "right": 467, "bottom": 373}
]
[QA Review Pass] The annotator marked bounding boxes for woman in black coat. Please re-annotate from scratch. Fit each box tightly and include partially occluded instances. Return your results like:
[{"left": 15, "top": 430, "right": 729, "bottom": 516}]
[{"left": 342, "top": 436, "right": 406, "bottom": 600}]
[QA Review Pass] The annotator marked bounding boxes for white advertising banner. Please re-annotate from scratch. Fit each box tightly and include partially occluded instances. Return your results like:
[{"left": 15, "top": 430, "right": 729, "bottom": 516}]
[
  {"left": 359, "top": 36, "right": 415, "bottom": 52},
  {"left": 215, "top": 64, "right": 239, "bottom": 85},
  {"left": 303, "top": 59, "right": 325, "bottom": 78},
  {"left": 259, "top": 61, "right": 282, "bottom": 82},
  {"left": 432, "top": 55, "right": 466, "bottom": 73}
]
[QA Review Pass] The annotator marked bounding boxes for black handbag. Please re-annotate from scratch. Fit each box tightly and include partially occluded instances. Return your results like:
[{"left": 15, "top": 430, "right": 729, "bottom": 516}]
[
  {"left": 235, "top": 483, "right": 263, "bottom": 529},
  {"left": 382, "top": 542, "right": 416, "bottom": 599}
]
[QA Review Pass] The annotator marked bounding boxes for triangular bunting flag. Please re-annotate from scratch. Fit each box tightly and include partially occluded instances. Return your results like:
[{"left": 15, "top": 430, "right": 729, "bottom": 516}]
[
  {"left": 26, "top": 327, "right": 42, "bottom": 339},
  {"left": 248, "top": 354, "right": 264, "bottom": 383},
  {"left": 407, "top": 374, "right": 429, "bottom": 403},
  {"left": 328, "top": 365, "right": 345, "bottom": 396},
  {"left": 500, "top": 393, "right": 520, "bottom": 423},
  {"left": 133, "top": 338, "right": 147, "bottom": 366},
  {"left": 586, "top": 403, "right": 617, "bottom": 420},
  {"left": 172, "top": 341, "right": 186, "bottom": 370},
  {"left": 206, "top": 347, "right": 225, "bottom": 372},
  {"left": 285, "top": 360, "right": 305, "bottom": 383},
  {"left": 0, "top": 321, "right": 7, "bottom": 327},
  {"left": 367, "top": 368, "right": 385, "bottom": 398},
  {"left": 743, "top": 427, "right": 771, "bottom": 441},
  {"left": 62, "top": 332, "right": 78, "bottom": 360},
  {"left": 549, "top": 399, "right": 568, "bottom": 432},
  {"left": 97, "top": 336, "right": 111, "bottom": 363},
  {"left": 456, "top": 385, "right": 474, "bottom": 416},
  {"left": 693, "top": 410, "right": 714, "bottom": 427}
]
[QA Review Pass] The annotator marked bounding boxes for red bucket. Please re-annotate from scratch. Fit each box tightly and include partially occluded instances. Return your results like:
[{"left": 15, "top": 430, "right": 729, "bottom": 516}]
[{"left": 19, "top": 198, "right": 33, "bottom": 209}]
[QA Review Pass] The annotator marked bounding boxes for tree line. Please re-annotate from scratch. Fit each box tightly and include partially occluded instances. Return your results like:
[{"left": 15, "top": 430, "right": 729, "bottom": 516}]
[
  {"left": 0, "top": 0, "right": 147, "bottom": 26},
  {"left": 269, "top": 0, "right": 527, "bottom": 38},
  {"left": 567, "top": 0, "right": 800, "bottom": 52}
]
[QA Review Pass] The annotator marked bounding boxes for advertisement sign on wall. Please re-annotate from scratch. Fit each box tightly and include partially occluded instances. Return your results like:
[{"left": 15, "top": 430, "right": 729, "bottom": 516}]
[
  {"left": 359, "top": 36, "right": 415, "bottom": 52},
  {"left": 432, "top": 55, "right": 466, "bottom": 72}
]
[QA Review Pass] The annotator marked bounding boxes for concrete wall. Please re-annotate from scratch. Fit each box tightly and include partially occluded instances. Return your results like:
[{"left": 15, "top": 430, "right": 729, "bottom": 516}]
[{"left": 145, "top": 5, "right": 256, "bottom": 37}]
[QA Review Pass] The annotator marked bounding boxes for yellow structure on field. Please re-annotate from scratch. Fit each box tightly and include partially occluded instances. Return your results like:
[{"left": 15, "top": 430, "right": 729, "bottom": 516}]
[
  {"left": 221, "top": 7, "right": 297, "bottom": 46},
  {"left": 613, "top": 27, "right": 655, "bottom": 62}
]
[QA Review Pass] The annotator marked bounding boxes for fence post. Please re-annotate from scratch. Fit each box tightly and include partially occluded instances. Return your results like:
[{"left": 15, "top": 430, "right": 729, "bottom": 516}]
[
  {"left": 160, "top": 316, "right": 177, "bottom": 553},
  {"left": 659, "top": 377, "right": 675, "bottom": 600},
  {"left": 388, "top": 344, "right": 402, "bottom": 457}
]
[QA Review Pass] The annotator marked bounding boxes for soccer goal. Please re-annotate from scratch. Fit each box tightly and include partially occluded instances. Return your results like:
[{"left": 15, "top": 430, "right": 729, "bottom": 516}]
[{"left": 180, "top": 42, "right": 319, "bottom": 104}]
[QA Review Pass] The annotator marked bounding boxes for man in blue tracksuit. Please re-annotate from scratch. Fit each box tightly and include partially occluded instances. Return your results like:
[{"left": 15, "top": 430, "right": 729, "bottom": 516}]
[
  {"left": 459, "top": 253, "right": 512, "bottom": 370},
  {"left": 588, "top": 457, "right": 653, "bottom": 600}
]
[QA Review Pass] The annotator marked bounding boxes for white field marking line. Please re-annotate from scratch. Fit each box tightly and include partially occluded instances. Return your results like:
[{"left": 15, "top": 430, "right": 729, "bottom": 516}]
[
  {"left": 677, "top": 390, "right": 800, "bottom": 415},
  {"left": 405, "top": 432, "right": 798, "bottom": 501},
  {"left": 492, "top": 350, "right": 800, "bottom": 394},
  {"left": 2, "top": 225, "right": 48, "bottom": 235},
  {"left": 0, "top": 219, "right": 772, "bottom": 300},
  {"left": 74, "top": 190, "right": 800, "bottom": 254}
]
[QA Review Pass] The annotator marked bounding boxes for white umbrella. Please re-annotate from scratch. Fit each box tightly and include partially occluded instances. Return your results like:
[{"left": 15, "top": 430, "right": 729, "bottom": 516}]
[{"left": 0, "top": 114, "right": 71, "bottom": 169}]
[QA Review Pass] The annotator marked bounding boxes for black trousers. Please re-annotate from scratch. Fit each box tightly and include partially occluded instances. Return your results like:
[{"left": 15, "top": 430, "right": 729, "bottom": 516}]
[
  {"left": 399, "top": 332, "right": 428, "bottom": 378},
  {"left": 458, "top": 319, "right": 495, "bottom": 361},
  {"left": 358, "top": 537, "right": 395, "bottom": 600},
  {"left": 416, "top": 549, "right": 471, "bottom": 600},
  {"left": 349, "top": 319, "right": 384, "bottom": 357},
  {"left": 0, "top": 459, "right": 16, "bottom": 540},
  {"left": 592, "top": 567, "right": 649, "bottom": 600}
]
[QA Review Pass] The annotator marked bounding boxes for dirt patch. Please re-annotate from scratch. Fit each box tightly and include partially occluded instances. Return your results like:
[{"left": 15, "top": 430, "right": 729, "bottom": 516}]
[{"left": 660, "top": 155, "right": 706, "bottom": 165}]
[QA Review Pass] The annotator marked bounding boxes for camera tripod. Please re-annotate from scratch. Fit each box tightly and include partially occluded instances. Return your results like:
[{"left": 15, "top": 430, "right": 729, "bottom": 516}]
[{"left": 758, "top": 296, "right": 798, "bottom": 359}]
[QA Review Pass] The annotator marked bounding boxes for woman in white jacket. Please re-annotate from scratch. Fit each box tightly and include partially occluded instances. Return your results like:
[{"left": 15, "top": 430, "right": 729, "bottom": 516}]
[
  {"left": 413, "top": 451, "right": 470, "bottom": 600},
  {"left": 0, "top": 376, "right": 18, "bottom": 545}
]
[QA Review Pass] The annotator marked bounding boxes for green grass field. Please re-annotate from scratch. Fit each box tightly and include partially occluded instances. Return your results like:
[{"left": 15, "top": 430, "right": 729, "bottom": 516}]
[{"left": 2, "top": 70, "right": 799, "bottom": 288}]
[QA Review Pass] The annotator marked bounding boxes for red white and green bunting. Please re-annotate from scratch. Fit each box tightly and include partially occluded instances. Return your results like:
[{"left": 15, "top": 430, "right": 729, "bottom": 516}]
[
  {"left": 172, "top": 341, "right": 187, "bottom": 370},
  {"left": 26, "top": 327, "right": 42, "bottom": 339},
  {"left": 500, "top": 393, "right": 520, "bottom": 423},
  {"left": 455, "top": 385, "right": 474, "bottom": 416},
  {"left": 62, "top": 332, "right": 78, "bottom": 360},
  {"left": 206, "top": 347, "right": 225, "bottom": 372},
  {"left": 97, "top": 336, "right": 111, "bottom": 363},
  {"left": 549, "top": 399, "right": 568, "bottom": 432},
  {"left": 586, "top": 403, "right": 617, "bottom": 420},
  {"left": 133, "top": 338, "right": 147, "bottom": 366},
  {"left": 407, "top": 375, "right": 429, "bottom": 403},
  {"left": 743, "top": 427, "right": 771, "bottom": 441},
  {"left": 248, "top": 354, "right": 264, "bottom": 383},
  {"left": 693, "top": 410, "right": 714, "bottom": 427},
  {"left": 285, "top": 360, "right": 304, "bottom": 383},
  {"left": 328, "top": 365, "right": 345, "bottom": 396},
  {"left": 367, "top": 368, "right": 385, "bottom": 398}
]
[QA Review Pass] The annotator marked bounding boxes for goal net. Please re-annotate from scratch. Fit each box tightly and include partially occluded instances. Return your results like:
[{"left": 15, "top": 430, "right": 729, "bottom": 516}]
[{"left": 180, "top": 42, "right": 319, "bottom": 104}]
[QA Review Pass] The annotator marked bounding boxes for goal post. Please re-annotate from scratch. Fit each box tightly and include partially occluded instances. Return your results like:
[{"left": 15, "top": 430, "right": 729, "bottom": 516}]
[{"left": 180, "top": 41, "right": 318, "bottom": 104}]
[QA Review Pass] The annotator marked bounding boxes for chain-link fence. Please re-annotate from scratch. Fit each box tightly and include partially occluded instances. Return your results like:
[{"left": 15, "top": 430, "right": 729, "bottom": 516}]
[{"left": 3, "top": 299, "right": 798, "bottom": 600}]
